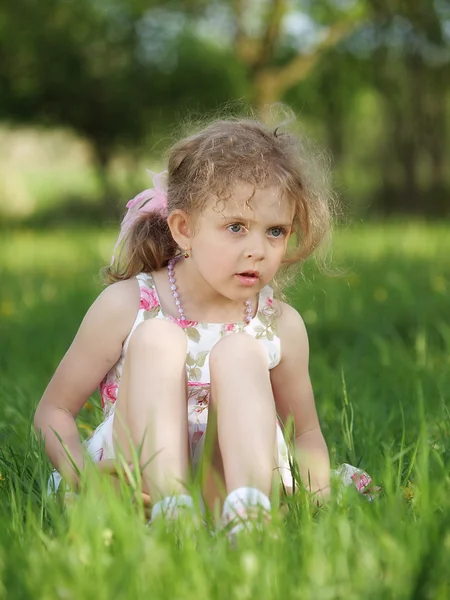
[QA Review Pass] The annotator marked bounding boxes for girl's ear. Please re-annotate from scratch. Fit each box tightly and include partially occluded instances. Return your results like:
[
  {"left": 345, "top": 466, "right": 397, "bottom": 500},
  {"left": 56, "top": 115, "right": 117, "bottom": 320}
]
[{"left": 167, "top": 210, "right": 194, "bottom": 250}]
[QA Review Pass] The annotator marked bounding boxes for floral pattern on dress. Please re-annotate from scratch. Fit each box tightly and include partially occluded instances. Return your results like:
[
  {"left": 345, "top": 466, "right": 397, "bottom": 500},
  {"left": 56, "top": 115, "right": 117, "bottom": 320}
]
[
  {"left": 140, "top": 286, "right": 159, "bottom": 311},
  {"left": 168, "top": 317, "right": 199, "bottom": 329},
  {"left": 99, "top": 380, "right": 118, "bottom": 407},
  {"left": 186, "top": 350, "right": 209, "bottom": 381},
  {"left": 99, "top": 367, "right": 121, "bottom": 417},
  {"left": 220, "top": 322, "right": 247, "bottom": 337},
  {"left": 187, "top": 383, "right": 210, "bottom": 414},
  {"left": 93, "top": 272, "right": 286, "bottom": 479},
  {"left": 253, "top": 310, "right": 277, "bottom": 341}
]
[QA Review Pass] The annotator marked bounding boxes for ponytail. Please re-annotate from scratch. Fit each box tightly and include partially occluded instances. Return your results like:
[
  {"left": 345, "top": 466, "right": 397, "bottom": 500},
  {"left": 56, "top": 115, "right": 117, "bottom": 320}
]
[
  {"left": 102, "top": 171, "right": 179, "bottom": 284},
  {"left": 103, "top": 212, "right": 178, "bottom": 283}
]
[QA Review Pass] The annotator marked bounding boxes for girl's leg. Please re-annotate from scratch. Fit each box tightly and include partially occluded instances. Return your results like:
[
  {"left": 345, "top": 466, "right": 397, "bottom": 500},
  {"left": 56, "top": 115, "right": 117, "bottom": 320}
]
[
  {"left": 205, "top": 333, "right": 277, "bottom": 503},
  {"left": 112, "top": 319, "right": 189, "bottom": 502}
]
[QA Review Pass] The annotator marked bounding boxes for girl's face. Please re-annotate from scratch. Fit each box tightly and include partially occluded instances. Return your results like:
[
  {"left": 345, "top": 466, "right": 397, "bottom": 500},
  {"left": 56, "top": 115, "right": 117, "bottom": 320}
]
[{"left": 190, "top": 181, "right": 294, "bottom": 302}]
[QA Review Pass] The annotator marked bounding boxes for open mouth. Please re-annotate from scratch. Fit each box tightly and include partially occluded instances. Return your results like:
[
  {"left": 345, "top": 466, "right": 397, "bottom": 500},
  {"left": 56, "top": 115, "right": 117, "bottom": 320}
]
[
  {"left": 236, "top": 271, "right": 260, "bottom": 286},
  {"left": 237, "top": 271, "right": 260, "bottom": 278}
]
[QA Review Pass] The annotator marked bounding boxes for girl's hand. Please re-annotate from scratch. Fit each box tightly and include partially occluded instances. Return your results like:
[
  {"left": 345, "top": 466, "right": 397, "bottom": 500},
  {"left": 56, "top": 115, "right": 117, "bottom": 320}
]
[
  {"left": 96, "top": 459, "right": 152, "bottom": 513},
  {"left": 96, "top": 458, "right": 133, "bottom": 482}
]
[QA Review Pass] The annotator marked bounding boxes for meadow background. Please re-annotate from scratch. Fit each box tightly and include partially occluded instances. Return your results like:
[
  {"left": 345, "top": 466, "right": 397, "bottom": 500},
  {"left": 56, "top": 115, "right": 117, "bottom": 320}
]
[
  {"left": 0, "top": 223, "right": 449, "bottom": 598},
  {"left": 1, "top": 0, "right": 449, "bottom": 597}
]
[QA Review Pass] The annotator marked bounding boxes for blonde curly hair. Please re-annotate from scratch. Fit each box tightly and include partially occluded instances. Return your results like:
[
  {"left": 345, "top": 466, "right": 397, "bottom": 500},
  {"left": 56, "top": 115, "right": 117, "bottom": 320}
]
[{"left": 104, "top": 113, "right": 337, "bottom": 289}]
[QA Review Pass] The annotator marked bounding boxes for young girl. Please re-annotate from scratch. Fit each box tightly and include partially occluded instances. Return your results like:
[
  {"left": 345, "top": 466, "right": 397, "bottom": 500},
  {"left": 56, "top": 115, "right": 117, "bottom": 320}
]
[{"left": 35, "top": 117, "right": 376, "bottom": 531}]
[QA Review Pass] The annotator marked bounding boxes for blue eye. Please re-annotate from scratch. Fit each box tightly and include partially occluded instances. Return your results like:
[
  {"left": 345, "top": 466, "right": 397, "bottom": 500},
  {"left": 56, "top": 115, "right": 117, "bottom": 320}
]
[
  {"left": 228, "top": 223, "right": 244, "bottom": 234},
  {"left": 268, "top": 227, "right": 285, "bottom": 238}
]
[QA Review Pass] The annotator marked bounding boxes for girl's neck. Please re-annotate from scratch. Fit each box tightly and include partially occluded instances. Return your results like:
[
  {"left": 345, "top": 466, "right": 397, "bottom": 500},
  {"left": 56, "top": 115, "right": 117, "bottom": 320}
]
[{"left": 159, "top": 257, "right": 256, "bottom": 323}]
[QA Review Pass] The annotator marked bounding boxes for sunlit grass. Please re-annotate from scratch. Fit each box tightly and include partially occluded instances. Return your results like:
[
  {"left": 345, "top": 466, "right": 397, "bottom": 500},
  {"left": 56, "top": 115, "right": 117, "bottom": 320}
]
[{"left": 0, "top": 221, "right": 449, "bottom": 598}]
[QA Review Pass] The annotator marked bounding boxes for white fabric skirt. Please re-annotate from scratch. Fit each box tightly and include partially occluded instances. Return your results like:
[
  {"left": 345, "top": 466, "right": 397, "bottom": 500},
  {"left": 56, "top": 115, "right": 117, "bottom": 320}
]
[{"left": 48, "top": 412, "right": 294, "bottom": 494}]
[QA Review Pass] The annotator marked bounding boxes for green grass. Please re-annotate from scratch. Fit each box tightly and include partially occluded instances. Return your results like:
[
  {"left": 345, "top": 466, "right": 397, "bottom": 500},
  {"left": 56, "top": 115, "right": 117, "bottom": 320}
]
[{"left": 0, "top": 221, "right": 449, "bottom": 598}]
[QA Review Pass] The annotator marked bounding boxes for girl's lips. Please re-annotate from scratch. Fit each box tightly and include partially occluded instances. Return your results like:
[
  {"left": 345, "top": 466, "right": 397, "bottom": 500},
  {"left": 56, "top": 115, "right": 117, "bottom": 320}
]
[{"left": 236, "top": 274, "right": 260, "bottom": 287}]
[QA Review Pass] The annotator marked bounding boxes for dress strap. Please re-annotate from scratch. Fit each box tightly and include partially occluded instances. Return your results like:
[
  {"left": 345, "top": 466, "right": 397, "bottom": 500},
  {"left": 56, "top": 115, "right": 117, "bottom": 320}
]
[
  {"left": 135, "top": 273, "right": 161, "bottom": 315},
  {"left": 257, "top": 285, "right": 275, "bottom": 316},
  {"left": 136, "top": 272, "right": 153, "bottom": 289}
]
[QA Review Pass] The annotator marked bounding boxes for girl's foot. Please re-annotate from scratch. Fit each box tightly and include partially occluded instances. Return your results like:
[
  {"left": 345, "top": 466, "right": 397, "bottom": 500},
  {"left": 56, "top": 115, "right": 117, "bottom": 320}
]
[
  {"left": 146, "top": 494, "right": 206, "bottom": 547},
  {"left": 148, "top": 493, "right": 194, "bottom": 522},
  {"left": 220, "top": 487, "right": 273, "bottom": 546},
  {"left": 222, "top": 505, "right": 272, "bottom": 545}
]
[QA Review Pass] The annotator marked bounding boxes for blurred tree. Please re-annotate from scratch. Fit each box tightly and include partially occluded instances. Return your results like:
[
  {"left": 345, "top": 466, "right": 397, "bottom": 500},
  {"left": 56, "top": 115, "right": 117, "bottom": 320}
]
[
  {"left": 224, "top": 0, "right": 367, "bottom": 115},
  {"left": 0, "top": 0, "right": 246, "bottom": 213},
  {"left": 0, "top": 0, "right": 151, "bottom": 211},
  {"left": 0, "top": 0, "right": 448, "bottom": 216},
  {"left": 272, "top": 0, "right": 450, "bottom": 216},
  {"left": 368, "top": 0, "right": 450, "bottom": 215}
]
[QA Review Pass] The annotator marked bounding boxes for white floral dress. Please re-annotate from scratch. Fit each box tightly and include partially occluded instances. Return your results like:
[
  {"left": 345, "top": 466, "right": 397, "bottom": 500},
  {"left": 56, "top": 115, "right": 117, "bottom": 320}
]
[
  {"left": 49, "top": 272, "right": 293, "bottom": 492},
  {"left": 49, "top": 272, "right": 380, "bottom": 500}
]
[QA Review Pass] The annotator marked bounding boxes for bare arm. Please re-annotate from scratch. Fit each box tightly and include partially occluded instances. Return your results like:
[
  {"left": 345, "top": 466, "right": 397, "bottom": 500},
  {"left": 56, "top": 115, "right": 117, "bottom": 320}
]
[
  {"left": 34, "top": 278, "right": 140, "bottom": 488},
  {"left": 271, "top": 303, "right": 330, "bottom": 498}
]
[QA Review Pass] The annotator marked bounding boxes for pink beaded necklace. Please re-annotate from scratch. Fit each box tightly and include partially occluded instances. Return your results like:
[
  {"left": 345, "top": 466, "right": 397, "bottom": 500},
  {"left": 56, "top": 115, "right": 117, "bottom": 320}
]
[{"left": 167, "top": 256, "right": 253, "bottom": 324}]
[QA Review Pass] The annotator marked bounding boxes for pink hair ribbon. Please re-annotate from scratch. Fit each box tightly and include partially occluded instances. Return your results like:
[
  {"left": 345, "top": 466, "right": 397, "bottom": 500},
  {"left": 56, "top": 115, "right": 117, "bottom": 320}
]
[{"left": 111, "top": 170, "right": 168, "bottom": 265}]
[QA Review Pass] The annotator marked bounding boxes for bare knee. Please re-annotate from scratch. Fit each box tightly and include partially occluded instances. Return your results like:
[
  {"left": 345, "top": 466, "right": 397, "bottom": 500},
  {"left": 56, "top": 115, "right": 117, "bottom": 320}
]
[
  {"left": 129, "top": 319, "right": 187, "bottom": 359},
  {"left": 210, "top": 333, "right": 266, "bottom": 373}
]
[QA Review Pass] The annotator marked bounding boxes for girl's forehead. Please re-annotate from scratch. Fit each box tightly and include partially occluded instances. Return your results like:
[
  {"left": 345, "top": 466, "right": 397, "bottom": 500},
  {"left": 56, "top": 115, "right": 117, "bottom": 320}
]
[{"left": 207, "top": 182, "right": 294, "bottom": 222}]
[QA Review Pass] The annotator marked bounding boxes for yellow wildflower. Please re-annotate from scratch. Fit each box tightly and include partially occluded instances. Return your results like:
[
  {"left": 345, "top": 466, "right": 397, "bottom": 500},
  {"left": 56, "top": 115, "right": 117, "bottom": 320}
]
[
  {"left": 431, "top": 276, "right": 446, "bottom": 294},
  {"left": 401, "top": 481, "right": 415, "bottom": 501},
  {"left": 374, "top": 287, "right": 388, "bottom": 302},
  {"left": 1, "top": 301, "right": 14, "bottom": 317}
]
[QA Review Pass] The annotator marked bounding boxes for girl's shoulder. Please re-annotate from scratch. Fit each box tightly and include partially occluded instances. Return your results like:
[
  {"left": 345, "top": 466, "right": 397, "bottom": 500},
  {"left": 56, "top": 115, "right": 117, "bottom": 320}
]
[
  {"left": 103, "top": 272, "right": 156, "bottom": 300},
  {"left": 96, "top": 277, "right": 140, "bottom": 315},
  {"left": 95, "top": 275, "right": 163, "bottom": 349},
  {"left": 94, "top": 278, "right": 141, "bottom": 332},
  {"left": 272, "top": 299, "right": 305, "bottom": 323},
  {"left": 100, "top": 277, "right": 141, "bottom": 305},
  {"left": 272, "top": 300, "right": 309, "bottom": 353},
  {"left": 60, "top": 279, "right": 141, "bottom": 381}
]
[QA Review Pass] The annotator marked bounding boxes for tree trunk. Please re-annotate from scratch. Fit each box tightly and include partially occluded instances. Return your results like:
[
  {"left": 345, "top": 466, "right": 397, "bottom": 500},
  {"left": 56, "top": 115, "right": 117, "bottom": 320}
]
[
  {"left": 93, "top": 145, "right": 120, "bottom": 220},
  {"left": 231, "top": 0, "right": 362, "bottom": 118},
  {"left": 425, "top": 66, "right": 448, "bottom": 215},
  {"left": 251, "top": 18, "right": 359, "bottom": 117}
]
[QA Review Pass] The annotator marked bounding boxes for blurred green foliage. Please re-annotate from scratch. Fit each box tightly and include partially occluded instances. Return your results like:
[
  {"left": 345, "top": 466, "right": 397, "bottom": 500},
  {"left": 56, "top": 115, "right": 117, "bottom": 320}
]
[{"left": 0, "top": 0, "right": 449, "bottom": 217}]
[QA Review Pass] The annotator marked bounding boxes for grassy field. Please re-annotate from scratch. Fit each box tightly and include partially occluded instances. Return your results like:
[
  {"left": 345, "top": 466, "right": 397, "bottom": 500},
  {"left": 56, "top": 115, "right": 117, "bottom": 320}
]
[{"left": 0, "top": 221, "right": 449, "bottom": 599}]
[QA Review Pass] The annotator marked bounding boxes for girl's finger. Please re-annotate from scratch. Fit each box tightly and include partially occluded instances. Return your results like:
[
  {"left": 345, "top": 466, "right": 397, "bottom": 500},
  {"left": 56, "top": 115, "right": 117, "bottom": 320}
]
[
  {"left": 96, "top": 460, "right": 134, "bottom": 477},
  {"left": 96, "top": 459, "right": 118, "bottom": 474},
  {"left": 141, "top": 493, "right": 151, "bottom": 506}
]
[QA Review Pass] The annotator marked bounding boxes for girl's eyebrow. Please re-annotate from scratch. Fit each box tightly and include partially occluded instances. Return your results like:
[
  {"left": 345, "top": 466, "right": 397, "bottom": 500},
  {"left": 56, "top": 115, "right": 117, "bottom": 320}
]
[{"left": 222, "top": 215, "right": 293, "bottom": 228}]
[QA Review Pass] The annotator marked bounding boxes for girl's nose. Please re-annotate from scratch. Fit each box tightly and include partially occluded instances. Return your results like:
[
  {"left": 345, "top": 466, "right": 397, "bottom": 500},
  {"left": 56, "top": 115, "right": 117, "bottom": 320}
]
[{"left": 245, "top": 236, "right": 265, "bottom": 260}]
